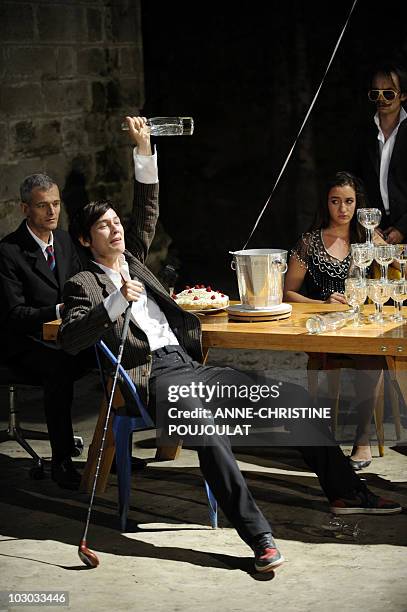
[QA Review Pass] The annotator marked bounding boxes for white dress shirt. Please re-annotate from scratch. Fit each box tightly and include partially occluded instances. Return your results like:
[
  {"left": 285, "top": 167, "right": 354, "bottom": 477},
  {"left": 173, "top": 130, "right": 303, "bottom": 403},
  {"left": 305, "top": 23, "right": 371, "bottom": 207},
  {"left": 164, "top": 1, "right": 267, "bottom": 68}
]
[
  {"left": 374, "top": 107, "right": 407, "bottom": 215},
  {"left": 99, "top": 256, "right": 179, "bottom": 351}
]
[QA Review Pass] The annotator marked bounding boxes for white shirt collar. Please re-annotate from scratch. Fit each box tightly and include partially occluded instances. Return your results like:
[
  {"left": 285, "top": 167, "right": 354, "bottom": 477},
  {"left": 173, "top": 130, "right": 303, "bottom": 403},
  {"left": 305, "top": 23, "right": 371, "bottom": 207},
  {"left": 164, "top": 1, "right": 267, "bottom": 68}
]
[
  {"left": 93, "top": 254, "right": 130, "bottom": 281},
  {"left": 374, "top": 106, "right": 407, "bottom": 133},
  {"left": 26, "top": 221, "right": 54, "bottom": 252}
]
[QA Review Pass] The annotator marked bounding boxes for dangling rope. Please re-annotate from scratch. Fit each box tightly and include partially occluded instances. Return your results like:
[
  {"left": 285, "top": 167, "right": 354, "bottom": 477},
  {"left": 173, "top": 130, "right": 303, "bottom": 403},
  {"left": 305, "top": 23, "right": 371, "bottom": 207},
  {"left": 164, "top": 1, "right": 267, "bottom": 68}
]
[{"left": 241, "top": 0, "right": 358, "bottom": 250}]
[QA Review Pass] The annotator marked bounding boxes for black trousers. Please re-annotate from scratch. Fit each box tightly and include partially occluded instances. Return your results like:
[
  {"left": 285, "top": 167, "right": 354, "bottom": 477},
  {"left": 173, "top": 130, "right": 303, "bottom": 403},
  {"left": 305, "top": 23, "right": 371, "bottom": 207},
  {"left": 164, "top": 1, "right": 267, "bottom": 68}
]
[
  {"left": 149, "top": 345, "right": 363, "bottom": 545},
  {"left": 10, "top": 339, "right": 92, "bottom": 462}
]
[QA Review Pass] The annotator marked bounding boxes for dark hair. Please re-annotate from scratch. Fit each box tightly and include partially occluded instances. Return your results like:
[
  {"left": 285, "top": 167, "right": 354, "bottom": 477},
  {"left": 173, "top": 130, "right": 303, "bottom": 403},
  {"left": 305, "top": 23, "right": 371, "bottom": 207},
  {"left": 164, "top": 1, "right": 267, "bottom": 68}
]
[
  {"left": 370, "top": 59, "right": 407, "bottom": 95},
  {"left": 70, "top": 200, "right": 114, "bottom": 244},
  {"left": 20, "top": 173, "right": 56, "bottom": 204},
  {"left": 311, "top": 171, "right": 366, "bottom": 243}
]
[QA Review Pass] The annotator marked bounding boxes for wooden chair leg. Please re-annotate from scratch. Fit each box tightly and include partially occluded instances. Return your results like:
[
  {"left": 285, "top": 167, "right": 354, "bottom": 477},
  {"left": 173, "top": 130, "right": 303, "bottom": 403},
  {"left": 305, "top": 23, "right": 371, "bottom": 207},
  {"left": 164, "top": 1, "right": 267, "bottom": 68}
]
[{"left": 373, "top": 370, "right": 385, "bottom": 457}]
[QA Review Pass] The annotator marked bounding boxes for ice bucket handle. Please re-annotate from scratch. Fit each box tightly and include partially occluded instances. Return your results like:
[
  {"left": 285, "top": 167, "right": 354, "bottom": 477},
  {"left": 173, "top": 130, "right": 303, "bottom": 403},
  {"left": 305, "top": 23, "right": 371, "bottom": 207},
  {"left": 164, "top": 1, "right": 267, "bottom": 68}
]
[{"left": 231, "top": 260, "right": 236, "bottom": 271}]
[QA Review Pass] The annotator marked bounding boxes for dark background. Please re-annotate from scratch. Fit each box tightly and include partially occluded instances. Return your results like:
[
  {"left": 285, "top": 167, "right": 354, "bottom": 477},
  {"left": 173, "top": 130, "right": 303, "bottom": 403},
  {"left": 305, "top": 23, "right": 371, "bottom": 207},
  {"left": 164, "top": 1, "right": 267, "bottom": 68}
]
[{"left": 140, "top": 0, "right": 407, "bottom": 297}]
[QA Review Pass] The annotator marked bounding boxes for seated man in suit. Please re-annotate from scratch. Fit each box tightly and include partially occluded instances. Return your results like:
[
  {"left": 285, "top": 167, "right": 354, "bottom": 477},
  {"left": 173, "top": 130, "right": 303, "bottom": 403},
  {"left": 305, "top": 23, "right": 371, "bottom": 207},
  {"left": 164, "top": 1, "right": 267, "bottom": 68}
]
[
  {"left": 0, "top": 117, "right": 152, "bottom": 489},
  {"left": 59, "top": 116, "right": 401, "bottom": 572}
]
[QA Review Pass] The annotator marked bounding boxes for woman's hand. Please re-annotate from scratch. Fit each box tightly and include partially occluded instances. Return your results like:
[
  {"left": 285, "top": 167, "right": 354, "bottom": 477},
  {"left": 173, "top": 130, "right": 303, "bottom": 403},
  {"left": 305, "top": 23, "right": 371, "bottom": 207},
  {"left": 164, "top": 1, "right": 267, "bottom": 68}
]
[
  {"left": 120, "top": 279, "right": 144, "bottom": 302},
  {"left": 325, "top": 292, "right": 347, "bottom": 304}
]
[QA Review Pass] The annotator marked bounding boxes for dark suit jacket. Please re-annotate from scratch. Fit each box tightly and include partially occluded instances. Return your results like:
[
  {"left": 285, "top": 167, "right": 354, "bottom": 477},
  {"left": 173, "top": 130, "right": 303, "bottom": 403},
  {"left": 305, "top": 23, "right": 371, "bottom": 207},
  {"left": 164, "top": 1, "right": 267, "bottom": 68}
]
[
  {"left": 0, "top": 222, "right": 81, "bottom": 358},
  {"left": 59, "top": 181, "right": 202, "bottom": 408},
  {"left": 351, "top": 116, "right": 407, "bottom": 237}
]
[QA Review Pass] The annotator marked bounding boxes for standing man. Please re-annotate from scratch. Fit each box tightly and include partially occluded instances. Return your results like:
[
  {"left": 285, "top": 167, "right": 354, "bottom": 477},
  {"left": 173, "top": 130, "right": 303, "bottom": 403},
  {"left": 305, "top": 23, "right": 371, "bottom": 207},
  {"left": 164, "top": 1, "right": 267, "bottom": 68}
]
[{"left": 352, "top": 60, "right": 407, "bottom": 244}]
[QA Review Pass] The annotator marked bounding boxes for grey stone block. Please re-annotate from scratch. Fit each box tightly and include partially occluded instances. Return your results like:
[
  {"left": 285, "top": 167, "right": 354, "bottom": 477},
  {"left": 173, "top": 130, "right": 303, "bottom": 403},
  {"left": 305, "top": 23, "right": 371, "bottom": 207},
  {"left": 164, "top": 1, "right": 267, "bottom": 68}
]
[
  {"left": 57, "top": 48, "right": 76, "bottom": 77},
  {"left": 78, "top": 48, "right": 108, "bottom": 76},
  {"left": 0, "top": 159, "right": 47, "bottom": 202},
  {"left": 62, "top": 116, "right": 87, "bottom": 149},
  {"left": 0, "top": 84, "right": 44, "bottom": 116},
  {"left": 5, "top": 47, "right": 57, "bottom": 78},
  {"left": 10, "top": 119, "right": 61, "bottom": 158},
  {"left": 0, "top": 123, "right": 8, "bottom": 160},
  {"left": 37, "top": 5, "right": 87, "bottom": 42},
  {"left": 43, "top": 80, "right": 90, "bottom": 113},
  {"left": 87, "top": 7, "right": 103, "bottom": 42},
  {"left": 110, "top": 2, "right": 141, "bottom": 42},
  {"left": 0, "top": 3, "right": 34, "bottom": 42}
]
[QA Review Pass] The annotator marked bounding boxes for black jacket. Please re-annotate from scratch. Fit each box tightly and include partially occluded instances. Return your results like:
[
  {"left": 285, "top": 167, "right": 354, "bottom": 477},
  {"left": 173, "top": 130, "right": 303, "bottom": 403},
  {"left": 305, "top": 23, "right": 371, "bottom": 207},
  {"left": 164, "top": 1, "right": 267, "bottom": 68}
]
[
  {"left": 0, "top": 222, "right": 81, "bottom": 358},
  {"left": 351, "top": 116, "right": 407, "bottom": 238}
]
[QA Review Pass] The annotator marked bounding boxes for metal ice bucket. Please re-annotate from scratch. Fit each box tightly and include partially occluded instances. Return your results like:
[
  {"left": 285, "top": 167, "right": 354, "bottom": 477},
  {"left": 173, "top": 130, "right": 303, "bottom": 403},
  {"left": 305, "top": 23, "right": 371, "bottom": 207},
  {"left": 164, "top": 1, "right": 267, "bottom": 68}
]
[{"left": 230, "top": 249, "right": 288, "bottom": 309}]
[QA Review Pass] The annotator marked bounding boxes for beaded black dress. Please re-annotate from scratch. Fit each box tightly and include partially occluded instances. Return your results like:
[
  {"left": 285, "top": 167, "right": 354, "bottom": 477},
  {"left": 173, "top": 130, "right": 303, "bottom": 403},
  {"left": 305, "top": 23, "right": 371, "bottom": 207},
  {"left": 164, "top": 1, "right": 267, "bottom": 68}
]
[{"left": 291, "top": 230, "right": 351, "bottom": 301}]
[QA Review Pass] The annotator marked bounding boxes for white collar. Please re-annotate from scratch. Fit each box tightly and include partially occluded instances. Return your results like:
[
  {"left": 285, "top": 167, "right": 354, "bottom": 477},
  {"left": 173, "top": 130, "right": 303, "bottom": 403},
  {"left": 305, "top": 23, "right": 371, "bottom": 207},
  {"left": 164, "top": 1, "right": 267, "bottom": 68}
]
[
  {"left": 26, "top": 221, "right": 54, "bottom": 251},
  {"left": 374, "top": 106, "right": 407, "bottom": 132}
]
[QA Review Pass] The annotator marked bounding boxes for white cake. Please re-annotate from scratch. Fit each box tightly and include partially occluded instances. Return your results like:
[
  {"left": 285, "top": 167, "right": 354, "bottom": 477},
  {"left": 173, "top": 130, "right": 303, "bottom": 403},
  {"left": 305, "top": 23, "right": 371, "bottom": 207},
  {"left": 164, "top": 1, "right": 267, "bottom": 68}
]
[{"left": 172, "top": 285, "right": 229, "bottom": 310}]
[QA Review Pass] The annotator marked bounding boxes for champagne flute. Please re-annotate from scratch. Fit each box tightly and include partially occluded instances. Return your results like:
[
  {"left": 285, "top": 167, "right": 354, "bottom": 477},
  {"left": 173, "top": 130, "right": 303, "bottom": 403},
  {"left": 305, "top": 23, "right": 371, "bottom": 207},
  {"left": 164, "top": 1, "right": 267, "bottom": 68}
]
[
  {"left": 391, "top": 280, "right": 407, "bottom": 322},
  {"left": 350, "top": 243, "right": 375, "bottom": 280},
  {"left": 367, "top": 280, "right": 391, "bottom": 324},
  {"left": 357, "top": 208, "right": 382, "bottom": 243},
  {"left": 393, "top": 244, "right": 407, "bottom": 280},
  {"left": 344, "top": 278, "right": 367, "bottom": 326},
  {"left": 374, "top": 245, "right": 395, "bottom": 282}
]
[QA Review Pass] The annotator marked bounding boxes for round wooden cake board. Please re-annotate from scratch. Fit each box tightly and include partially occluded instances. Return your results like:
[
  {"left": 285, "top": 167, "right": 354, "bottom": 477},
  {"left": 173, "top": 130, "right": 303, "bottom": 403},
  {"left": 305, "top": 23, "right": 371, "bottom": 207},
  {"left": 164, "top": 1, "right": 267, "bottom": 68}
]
[{"left": 227, "top": 310, "right": 292, "bottom": 323}]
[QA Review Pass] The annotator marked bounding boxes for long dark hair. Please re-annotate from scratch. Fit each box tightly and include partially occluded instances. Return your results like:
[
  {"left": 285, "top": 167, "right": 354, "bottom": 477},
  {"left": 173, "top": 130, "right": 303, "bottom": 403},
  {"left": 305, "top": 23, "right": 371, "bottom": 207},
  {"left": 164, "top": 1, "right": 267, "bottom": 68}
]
[{"left": 311, "top": 171, "right": 367, "bottom": 243}]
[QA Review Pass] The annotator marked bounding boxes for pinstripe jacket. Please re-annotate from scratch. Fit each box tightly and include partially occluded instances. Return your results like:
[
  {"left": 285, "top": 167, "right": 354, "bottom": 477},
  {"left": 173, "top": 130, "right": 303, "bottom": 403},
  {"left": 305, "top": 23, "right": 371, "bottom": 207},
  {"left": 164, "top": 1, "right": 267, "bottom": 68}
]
[{"left": 59, "top": 180, "right": 203, "bottom": 407}]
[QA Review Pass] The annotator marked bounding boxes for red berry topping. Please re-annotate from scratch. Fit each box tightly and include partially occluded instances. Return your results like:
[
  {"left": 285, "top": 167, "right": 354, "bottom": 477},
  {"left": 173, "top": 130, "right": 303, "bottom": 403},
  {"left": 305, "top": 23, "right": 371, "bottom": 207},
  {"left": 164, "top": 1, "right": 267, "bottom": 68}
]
[
  {"left": 221, "top": 294, "right": 225, "bottom": 297},
  {"left": 206, "top": 287, "right": 212, "bottom": 292},
  {"left": 171, "top": 293, "right": 177, "bottom": 299},
  {"left": 200, "top": 284, "right": 205, "bottom": 288},
  {"left": 195, "top": 284, "right": 200, "bottom": 288},
  {"left": 211, "top": 295, "right": 216, "bottom": 299},
  {"left": 193, "top": 296, "right": 199, "bottom": 300},
  {"left": 185, "top": 285, "right": 190, "bottom": 289}
]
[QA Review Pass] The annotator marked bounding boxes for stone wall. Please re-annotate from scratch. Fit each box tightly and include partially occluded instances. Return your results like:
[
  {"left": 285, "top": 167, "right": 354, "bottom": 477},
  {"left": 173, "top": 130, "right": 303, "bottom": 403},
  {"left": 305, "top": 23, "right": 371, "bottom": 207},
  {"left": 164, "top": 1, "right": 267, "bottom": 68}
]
[{"left": 0, "top": 0, "right": 144, "bottom": 237}]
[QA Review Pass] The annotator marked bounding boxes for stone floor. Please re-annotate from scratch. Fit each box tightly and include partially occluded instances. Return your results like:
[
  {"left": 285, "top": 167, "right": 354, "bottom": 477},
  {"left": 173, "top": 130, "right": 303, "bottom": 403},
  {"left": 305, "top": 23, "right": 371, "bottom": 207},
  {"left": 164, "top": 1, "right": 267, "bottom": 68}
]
[{"left": 0, "top": 348, "right": 406, "bottom": 612}]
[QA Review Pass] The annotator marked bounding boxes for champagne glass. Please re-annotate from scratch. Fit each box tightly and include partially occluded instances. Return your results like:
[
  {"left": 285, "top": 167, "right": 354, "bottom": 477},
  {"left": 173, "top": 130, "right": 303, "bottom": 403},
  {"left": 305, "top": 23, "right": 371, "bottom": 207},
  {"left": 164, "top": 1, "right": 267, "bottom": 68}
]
[
  {"left": 374, "top": 245, "right": 395, "bottom": 282},
  {"left": 391, "top": 280, "right": 407, "bottom": 322},
  {"left": 357, "top": 208, "right": 382, "bottom": 243},
  {"left": 350, "top": 243, "right": 375, "bottom": 280},
  {"left": 367, "top": 280, "right": 391, "bottom": 324},
  {"left": 393, "top": 244, "right": 407, "bottom": 280},
  {"left": 344, "top": 278, "right": 367, "bottom": 326}
]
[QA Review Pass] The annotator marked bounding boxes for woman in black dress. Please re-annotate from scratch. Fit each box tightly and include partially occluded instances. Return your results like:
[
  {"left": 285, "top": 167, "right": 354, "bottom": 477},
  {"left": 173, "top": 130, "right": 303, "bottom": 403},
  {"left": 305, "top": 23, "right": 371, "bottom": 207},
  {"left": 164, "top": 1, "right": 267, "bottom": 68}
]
[{"left": 284, "top": 171, "right": 392, "bottom": 469}]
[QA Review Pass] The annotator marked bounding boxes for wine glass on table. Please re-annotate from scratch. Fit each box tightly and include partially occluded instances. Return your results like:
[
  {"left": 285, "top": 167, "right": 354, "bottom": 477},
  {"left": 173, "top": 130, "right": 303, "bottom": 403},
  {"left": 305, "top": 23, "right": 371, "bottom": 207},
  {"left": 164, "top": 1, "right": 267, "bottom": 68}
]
[
  {"left": 390, "top": 280, "right": 407, "bottom": 323},
  {"left": 393, "top": 244, "right": 407, "bottom": 280},
  {"left": 367, "top": 280, "right": 391, "bottom": 324},
  {"left": 357, "top": 208, "right": 382, "bottom": 244},
  {"left": 344, "top": 278, "right": 367, "bottom": 326},
  {"left": 374, "top": 245, "right": 395, "bottom": 282},
  {"left": 350, "top": 243, "right": 375, "bottom": 280}
]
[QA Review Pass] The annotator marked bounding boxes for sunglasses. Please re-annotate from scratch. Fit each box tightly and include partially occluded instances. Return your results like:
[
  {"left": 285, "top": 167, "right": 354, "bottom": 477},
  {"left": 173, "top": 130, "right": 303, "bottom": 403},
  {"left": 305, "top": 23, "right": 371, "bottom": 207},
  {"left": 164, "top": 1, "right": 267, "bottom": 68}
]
[{"left": 368, "top": 89, "right": 400, "bottom": 102}]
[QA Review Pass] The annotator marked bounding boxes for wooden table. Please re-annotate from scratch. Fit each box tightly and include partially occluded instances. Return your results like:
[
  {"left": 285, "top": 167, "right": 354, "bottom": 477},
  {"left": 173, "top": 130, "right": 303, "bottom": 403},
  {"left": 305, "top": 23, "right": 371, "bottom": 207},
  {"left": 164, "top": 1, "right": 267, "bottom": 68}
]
[{"left": 43, "top": 303, "right": 407, "bottom": 482}]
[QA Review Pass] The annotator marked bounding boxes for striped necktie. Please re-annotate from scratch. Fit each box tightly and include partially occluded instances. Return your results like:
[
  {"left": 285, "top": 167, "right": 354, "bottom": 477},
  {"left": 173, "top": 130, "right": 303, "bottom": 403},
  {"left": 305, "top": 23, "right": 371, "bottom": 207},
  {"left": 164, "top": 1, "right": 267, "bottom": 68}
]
[{"left": 45, "top": 244, "right": 56, "bottom": 271}]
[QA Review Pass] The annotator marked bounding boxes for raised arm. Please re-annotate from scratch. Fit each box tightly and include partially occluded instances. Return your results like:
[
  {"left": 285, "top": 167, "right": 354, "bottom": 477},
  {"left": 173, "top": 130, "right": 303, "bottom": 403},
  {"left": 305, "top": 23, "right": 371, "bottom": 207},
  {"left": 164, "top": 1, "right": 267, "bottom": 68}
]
[{"left": 123, "top": 116, "right": 159, "bottom": 262}]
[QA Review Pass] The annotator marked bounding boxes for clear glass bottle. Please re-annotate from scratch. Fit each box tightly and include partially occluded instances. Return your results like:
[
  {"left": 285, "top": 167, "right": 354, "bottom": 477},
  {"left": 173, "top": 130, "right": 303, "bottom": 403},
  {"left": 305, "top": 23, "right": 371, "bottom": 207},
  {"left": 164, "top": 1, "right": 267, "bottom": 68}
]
[
  {"left": 121, "top": 116, "right": 194, "bottom": 136},
  {"left": 306, "top": 310, "right": 355, "bottom": 334}
]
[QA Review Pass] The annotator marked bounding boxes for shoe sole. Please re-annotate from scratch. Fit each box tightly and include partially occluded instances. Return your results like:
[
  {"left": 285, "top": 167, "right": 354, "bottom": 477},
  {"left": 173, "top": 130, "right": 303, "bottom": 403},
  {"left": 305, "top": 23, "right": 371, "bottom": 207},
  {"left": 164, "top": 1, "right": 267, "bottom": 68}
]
[
  {"left": 330, "top": 506, "right": 402, "bottom": 515},
  {"left": 255, "top": 555, "right": 285, "bottom": 573}
]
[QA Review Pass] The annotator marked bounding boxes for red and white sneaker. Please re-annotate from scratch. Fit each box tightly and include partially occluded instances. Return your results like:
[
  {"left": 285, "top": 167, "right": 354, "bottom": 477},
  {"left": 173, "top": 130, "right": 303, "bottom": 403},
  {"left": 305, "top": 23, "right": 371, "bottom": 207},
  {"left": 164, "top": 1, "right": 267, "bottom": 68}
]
[{"left": 251, "top": 533, "right": 285, "bottom": 573}]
